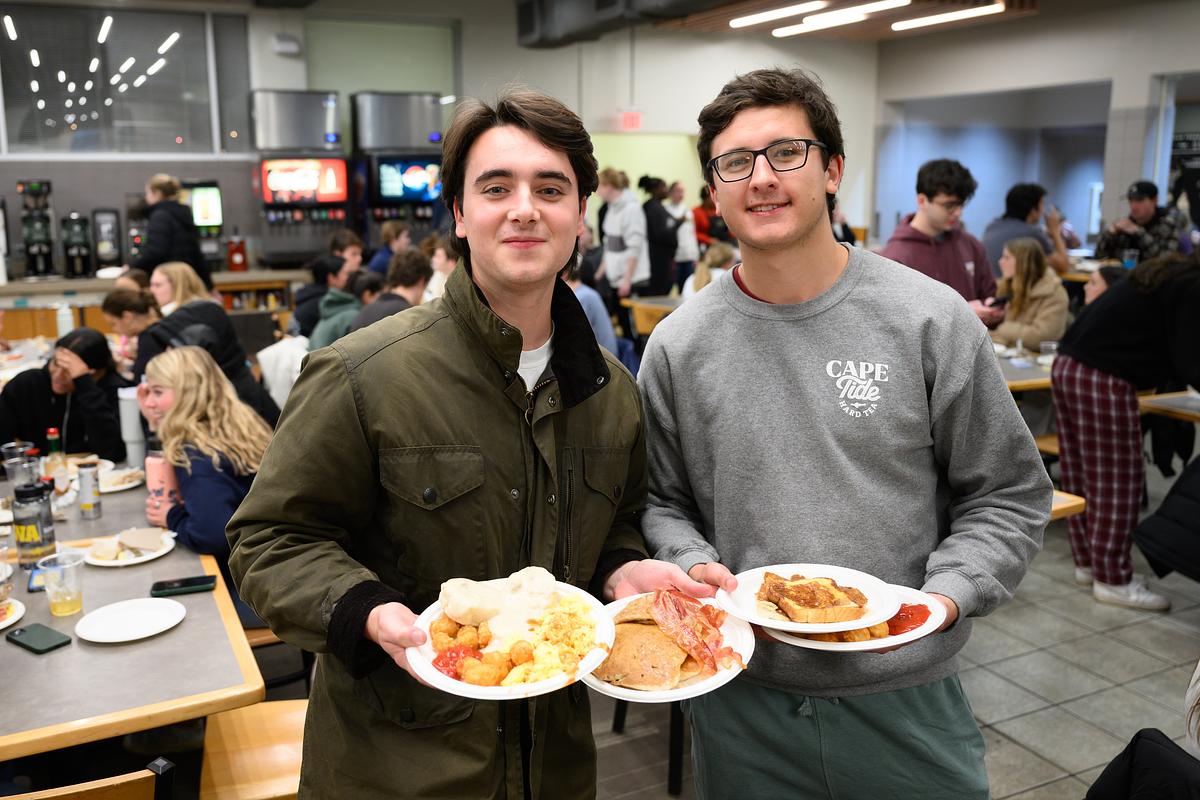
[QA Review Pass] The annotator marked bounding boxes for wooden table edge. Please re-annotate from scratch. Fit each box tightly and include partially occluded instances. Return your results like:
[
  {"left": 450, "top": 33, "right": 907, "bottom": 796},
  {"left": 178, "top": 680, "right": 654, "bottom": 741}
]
[
  {"left": 1007, "top": 378, "right": 1052, "bottom": 392},
  {"left": 0, "top": 552, "right": 265, "bottom": 761},
  {"left": 1050, "top": 490, "right": 1086, "bottom": 521},
  {"left": 1139, "top": 391, "right": 1200, "bottom": 423}
]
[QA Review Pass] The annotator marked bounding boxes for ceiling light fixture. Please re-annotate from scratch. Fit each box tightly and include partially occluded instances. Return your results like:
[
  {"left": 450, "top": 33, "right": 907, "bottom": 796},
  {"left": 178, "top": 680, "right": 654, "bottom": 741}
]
[
  {"left": 29, "top": 49, "right": 39, "bottom": 67},
  {"left": 91, "top": 111, "right": 99, "bottom": 119},
  {"left": 133, "top": 74, "right": 146, "bottom": 88},
  {"left": 891, "top": 1, "right": 1005, "bottom": 30},
  {"left": 158, "top": 32, "right": 179, "bottom": 54},
  {"left": 3, "top": 15, "right": 16, "bottom": 41},
  {"left": 104, "top": 98, "right": 113, "bottom": 106},
  {"left": 67, "top": 81, "right": 75, "bottom": 92},
  {"left": 773, "top": 0, "right": 910, "bottom": 36},
  {"left": 65, "top": 99, "right": 73, "bottom": 108},
  {"left": 729, "top": 2, "right": 828, "bottom": 29},
  {"left": 84, "top": 80, "right": 93, "bottom": 91},
  {"left": 79, "top": 97, "right": 87, "bottom": 105},
  {"left": 57, "top": 70, "right": 66, "bottom": 83},
  {"left": 110, "top": 74, "right": 121, "bottom": 85},
  {"left": 439, "top": 95, "right": 457, "bottom": 105},
  {"left": 118, "top": 57, "right": 135, "bottom": 73},
  {"left": 36, "top": 99, "right": 45, "bottom": 110},
  {"left": 97, "top": 15, "right": 112, "bottom": 44},
  {"left": 118, "top": 83, "right": 128, "bottom": 93},
  {"left": 147, "top": 58, "right": 166, "bottom": 76},
  {"left": 88, "top": 57, "right": 99, "bottom": 73},
  {"left": 30, "top": 80, "right": 38, "bottom": 92}
]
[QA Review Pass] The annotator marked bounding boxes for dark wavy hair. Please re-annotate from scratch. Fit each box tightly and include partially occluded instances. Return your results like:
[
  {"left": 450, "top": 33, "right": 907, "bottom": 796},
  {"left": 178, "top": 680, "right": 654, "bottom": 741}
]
[
  {"left": 56, "top": 327, "right": 114, "bottom": 372},
  {"left": 916, "top": 159, "right": 977, "bottom": 202},
  {"left": 1129, "top": 252, "right": 1200, "bottom": 293}
]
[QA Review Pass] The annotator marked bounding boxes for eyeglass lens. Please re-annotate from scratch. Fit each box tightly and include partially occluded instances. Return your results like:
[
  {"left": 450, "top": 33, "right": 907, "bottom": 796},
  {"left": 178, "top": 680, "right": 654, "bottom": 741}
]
[{"left": 714, "top": 140, "right": 813, "bottom": 182}]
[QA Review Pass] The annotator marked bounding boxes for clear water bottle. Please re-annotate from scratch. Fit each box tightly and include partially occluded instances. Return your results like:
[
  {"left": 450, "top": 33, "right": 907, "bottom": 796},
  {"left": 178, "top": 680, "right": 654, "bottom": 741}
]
[{"left": 13, "top": 483, "right": 56, "bottom": 569}]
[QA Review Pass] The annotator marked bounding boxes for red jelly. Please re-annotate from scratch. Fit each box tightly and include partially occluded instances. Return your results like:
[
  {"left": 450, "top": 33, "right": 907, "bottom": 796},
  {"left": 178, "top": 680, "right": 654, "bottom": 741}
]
[
  {"left": 887, "top": 603, "right": 932, "bottom": 636},
  {"left": 432, "top": 645, "right": 483, "bottom": 678}
]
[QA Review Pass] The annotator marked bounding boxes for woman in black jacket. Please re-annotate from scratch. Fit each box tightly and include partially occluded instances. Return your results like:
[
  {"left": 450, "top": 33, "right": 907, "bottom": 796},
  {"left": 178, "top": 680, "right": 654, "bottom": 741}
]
[
  {"left": 130, "top": 173, "right": 211, "bottom": 289},
  {"left": 639, "top": 175, "right": 681, "bottom": 296}
]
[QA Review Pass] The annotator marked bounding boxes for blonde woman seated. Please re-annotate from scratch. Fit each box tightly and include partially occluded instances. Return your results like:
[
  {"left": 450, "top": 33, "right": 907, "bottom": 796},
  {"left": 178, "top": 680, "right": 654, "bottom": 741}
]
[
  {"left": 682, "top": 242, "right": 735, "bottom": 301},
  {"left": 990, "top": 237, "right": 1068, "bottom": 351},
  {"left": 139, "top": 346, "right": 272, "bottom": 626}
]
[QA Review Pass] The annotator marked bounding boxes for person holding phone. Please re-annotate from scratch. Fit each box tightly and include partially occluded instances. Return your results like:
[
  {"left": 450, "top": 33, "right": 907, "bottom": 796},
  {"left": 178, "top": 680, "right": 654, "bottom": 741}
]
[
  {"left": 989, "top": 238, "right": 1069, "bottom": 351},
  {"left": 138, "top": 346, "right": 271, "bottom": 627}
]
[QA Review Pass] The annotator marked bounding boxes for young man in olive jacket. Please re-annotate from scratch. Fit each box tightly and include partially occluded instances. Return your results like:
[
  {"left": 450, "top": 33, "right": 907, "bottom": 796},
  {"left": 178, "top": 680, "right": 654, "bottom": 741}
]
[{"left": 227, "top": 88, "right": 710, "bottom": 800}]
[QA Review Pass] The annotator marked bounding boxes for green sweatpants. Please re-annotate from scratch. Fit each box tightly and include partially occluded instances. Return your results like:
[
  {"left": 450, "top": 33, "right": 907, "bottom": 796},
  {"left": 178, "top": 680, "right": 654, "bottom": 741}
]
[{"left": 682, "top": 675, "right": 988, "bottom": 800}]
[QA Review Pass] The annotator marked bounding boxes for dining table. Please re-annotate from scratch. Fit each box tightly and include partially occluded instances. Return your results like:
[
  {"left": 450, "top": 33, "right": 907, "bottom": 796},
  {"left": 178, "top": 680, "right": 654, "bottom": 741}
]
[
  {"left": 0, "top": 474, "right": 264, "bottom": 761},
  {"left": 0, "top": 336, "right": 52, "bottom": 390},
  {"left": 1138, "top": 390, "right": 1200, "bottom": 424},
  {"left": 998, "top": 353, "right": 1053, "bottom": 393}
]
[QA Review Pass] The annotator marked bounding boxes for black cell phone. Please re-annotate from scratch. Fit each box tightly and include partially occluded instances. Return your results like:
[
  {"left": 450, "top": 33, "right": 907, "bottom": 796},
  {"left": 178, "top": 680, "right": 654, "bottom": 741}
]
[
  {"left": 150, "top": 575, "right": 217, "bottom": 597},
  {"left": 989, "top": 295, "right": 1010, "bottom": 308},
  {"left": 7, "top": 623, "right": 72, "bottom": 654}
]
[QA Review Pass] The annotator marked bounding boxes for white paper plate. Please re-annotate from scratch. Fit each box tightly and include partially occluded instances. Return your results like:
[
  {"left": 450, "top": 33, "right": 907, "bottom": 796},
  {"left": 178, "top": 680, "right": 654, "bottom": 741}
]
[
  {"left": 75, "top": 597, "right": 186, "bottom": 643},
  {"left": 98, "top": 468, "right": 145, "bottom": 494},
  {"left": 1035, "top": 354, "right": 1055, "bottom": 367},
  {"left": 0, "top": 561, "right": 11, "bottom": 582},
  {"left": 582, "top": 593, "right": 754, "bottom": 704},
  {"left": 66, "top": 458, "right": 115, "bottom": 478},
  {"left": 716, "top": 564, "right": 900, "bottom": 634},
  {"left": 762, "top": 585, "right": 946, "bottom": 652},
  {"left": 0, "top": 599, "right": 26, "bottom": 632},
  {"left": 84, "top": 531, "right": 175, "bottom": 567},
  {"left": 405, "top": 581, "right": 615, "bottom": 701}
]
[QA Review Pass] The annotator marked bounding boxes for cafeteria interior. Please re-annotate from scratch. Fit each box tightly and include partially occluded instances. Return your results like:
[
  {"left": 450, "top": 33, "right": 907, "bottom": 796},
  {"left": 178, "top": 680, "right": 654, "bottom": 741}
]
[{"left": 2, "top": 0, "right": 1200, "bottom": 798}]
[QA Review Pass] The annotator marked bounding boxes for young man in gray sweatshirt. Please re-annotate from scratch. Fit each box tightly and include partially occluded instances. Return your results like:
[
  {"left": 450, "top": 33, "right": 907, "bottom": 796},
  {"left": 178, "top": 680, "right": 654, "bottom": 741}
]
[{"left": 638, "top": 68, "right": 1053, "bottom": 799}]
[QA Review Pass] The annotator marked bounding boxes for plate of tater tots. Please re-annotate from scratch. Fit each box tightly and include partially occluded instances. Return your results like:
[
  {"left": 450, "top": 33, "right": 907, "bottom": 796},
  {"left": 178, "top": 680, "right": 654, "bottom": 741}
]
[{"left": 405, "top": 566, "right": 616, "bottom": 700}]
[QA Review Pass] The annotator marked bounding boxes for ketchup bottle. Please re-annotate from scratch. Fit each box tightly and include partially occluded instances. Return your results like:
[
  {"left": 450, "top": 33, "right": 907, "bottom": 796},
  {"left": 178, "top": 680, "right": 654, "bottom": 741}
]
[{"left": 227, "top": 227, "right": 248, "bottom": 272}]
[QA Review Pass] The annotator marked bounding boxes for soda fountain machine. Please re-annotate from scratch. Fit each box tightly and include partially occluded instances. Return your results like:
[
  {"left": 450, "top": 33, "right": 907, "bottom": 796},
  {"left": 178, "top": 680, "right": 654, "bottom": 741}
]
[
  {"left": 16, "top": 179, "right": 55, "bottom": 278},
  {"left": 351, "top": 92, "right": 445, "bottom": 247},
  {"left": 61, "top": 212, "right": 93, "bottom": 279},
  {"left": 91, "top": 208, "right": 122, "bottom": 269},
  {"left": 252, "top": 90, "right": 348, "bottom": 267},
  {"left": 125, "top": 193, "right": 148, "bottom": 264},
  {"left": 179, "top": 180, "right": 225, "bottom": 272}
]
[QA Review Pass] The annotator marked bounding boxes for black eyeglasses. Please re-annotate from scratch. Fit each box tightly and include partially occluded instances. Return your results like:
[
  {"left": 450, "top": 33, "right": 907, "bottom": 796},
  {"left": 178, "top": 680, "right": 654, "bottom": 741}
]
[{"left": 707, "top": 138, "right": 827, "bottom": 183}]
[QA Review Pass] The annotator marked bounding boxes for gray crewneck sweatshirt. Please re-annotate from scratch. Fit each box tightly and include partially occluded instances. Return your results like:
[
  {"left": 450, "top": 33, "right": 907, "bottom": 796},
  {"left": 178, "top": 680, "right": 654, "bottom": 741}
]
[{"left": 639, "top": 246, "right": 1052, "bottom": 697}]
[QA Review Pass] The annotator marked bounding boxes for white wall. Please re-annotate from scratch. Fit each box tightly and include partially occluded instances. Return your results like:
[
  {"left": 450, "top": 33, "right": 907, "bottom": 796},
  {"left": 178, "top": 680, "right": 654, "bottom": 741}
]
[
  {"left": 299, "top": 0, "right": 880, "bottom": 226},
  {"left": 247, "top": 10, "right": 307, "bottom": 91}
]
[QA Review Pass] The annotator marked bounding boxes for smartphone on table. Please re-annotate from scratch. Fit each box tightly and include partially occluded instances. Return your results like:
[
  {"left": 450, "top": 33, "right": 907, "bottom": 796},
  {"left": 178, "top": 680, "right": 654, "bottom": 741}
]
[
  {"left": 7, "top": 623, "right": 72, "bottom": 654},
  {"left": 150, "top": 575, "right": 217, "bottom": 597}
]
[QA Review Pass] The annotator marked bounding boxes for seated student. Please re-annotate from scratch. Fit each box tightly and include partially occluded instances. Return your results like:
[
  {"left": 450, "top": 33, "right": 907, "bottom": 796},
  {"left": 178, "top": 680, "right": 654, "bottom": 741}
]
[
  {"left": 329, "top": 227, "right": 364, "bottom": 272},
  {"left": 682, "top": 241, "right": 734, "bottom": 300},
  {"left": 114, "top": 267, "right": 150, "bottom": 293},
  {"left": 139, "top": 346, "right": 272, "bottom": 627},
  {"left": 308, "top": 269, "right": 378, "bottom": 350},
  {"left": 562, "top": 254, "right": 618, "bottom": 356},
  {"left": 990, "top": 237, "right": 1069, "bottom": 351},
  {"left": 148, "top": 260, "right": 209, "bottom": 317},
  {"left": 1084, "top": 265, "right": 1128, "bottom": 306},
  {"left": 0, "top": 327, "right": 130, "bottom": 462},
  {"left": 365, "top": 221, "right": 412, "bottom": 275},
  {"left": 135, "top": 263, "right": 280, "bottom": 427},
  {"left": 101, "top": 288, "right": 161, "bottom": 379},
  {"left": 292, "top": 231, "right": 366, "bottom": 337},
  {"left": 349, "top": 249, "right": 432, "bottom": 333},
  {"left": 420, "top": 233, "right": 457, "bottom": 303}
]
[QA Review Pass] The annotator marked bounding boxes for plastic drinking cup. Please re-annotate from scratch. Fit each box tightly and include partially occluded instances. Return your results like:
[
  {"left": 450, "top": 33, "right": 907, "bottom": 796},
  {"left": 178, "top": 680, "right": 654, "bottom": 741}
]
[{"left": 37, "top": 551, "right": 84, "bottom": 616}]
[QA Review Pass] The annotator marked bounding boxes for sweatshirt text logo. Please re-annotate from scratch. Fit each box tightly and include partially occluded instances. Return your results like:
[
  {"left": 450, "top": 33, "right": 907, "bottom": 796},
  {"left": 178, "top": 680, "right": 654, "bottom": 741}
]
[{"left": 826, "top": 360, "right": 889, "bottom": 418}]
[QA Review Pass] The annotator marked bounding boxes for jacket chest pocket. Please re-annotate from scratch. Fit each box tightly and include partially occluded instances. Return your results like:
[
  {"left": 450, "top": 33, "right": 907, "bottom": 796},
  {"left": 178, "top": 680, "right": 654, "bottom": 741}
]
[
  {"left": 569, "top": 446, "right": 629, "bottom": 585},
  {"left": 379, "top": 446, "right": 487, "bottom": 585}
]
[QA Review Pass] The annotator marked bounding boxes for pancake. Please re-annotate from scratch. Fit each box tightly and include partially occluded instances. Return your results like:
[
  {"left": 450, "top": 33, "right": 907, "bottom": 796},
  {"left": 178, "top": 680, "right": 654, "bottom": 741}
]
[{"left": 593, "top": 622, "right": 688, "bottom": 691}]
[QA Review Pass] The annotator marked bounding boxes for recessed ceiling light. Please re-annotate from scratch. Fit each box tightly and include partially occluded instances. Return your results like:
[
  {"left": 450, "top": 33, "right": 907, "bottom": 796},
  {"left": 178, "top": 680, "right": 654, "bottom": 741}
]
[
  {"left": 30, "top": 80, "right": 38, "bottom": 92},
  {"left": 730, "top": 2, "right": 828, "bottom": 28},
  {"left": 119, "top": 57, "right": 135, "bottom": 73},
  {"left": 133, "top": 75, "right": 146, "bottom": 88},
  {"left": 118, "top": 83, "right": 128, "bottom": 93},
  {"left": 67, "top": 81, "right": 75, "bottom": 92},
  {"left": 147, "top": 58, "right": 166, "bottom": 76},
  {"left": 97, "top": 15, "right": 112, "bottom": 44},
  {"left": 158, "top": 32, "right": 179, "bottom": 54},
  {"left": 57, "top": 70, "right": 66, "bottom": 83},
  {"left": 84, "top": 80, "right": 93, "bottom": 91},
  {"left": 773, "top": 0, "right": 910, "bottom": 36},
  {"left": 89, "top": 57, "right": 100, "bottom": 73},
  {"left": 110, "top": 74, "right": 121, "bottom": 85},
  {"left": 91, "top": 111, "right": 99, "bottom": 119},
  {"left": 36, "top": 99, "right": 45, "bottom": 110},
  {"left": 439, "top": 95, "right": 457, "bottom": 105},
  {"left": 891, "top": 1, "right": 1006, "bottom": 30},
  {"left": 79, "top": 97, "right": 87, "bottom": 106},
  {"left": 3, "top": 15, "right": 16, "bottom": 41},
  {"left": 104, "top": 98, "right": 113, "bottom": 106},
  {"left": 65, "top": 99, "right": 73, "bottom": 108}
]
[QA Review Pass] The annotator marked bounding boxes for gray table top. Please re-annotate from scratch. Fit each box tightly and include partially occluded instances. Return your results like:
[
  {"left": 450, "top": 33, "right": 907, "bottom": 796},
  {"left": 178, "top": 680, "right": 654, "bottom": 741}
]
[
  {"left": 0, "top": 479, "right": 263, "bottom": 758},
  {"left": 997, "top": 354, "right": 1052, "bottom": 390},
  {"left": 1141, "top": 391, "right": 1200, "bottom": 422}
]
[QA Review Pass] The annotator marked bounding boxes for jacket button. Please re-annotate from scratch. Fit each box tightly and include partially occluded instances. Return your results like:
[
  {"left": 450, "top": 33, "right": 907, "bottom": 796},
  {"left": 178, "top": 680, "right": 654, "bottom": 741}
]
[
  {"left": 510, "top": 488, "right": 520, "bottom": 500},
  {"left": 547, "top": 493, "right": 556, "bottom": 505},
  {"left": 613, "top": 485, "right": 622, "bottom": 499},
  {"left": 500, "top": 327, "right": 511, "bottom": 336},
  {"left": 504, "top": 370, "right": 514, "bottom": 381},
  {"left": 422, "top": 487, "right": 437, "bottom": 504},
  {"left": 596, "top": 376, "right": 605, "bottom": 385},
  {"left": 400, "top": 708, "right": 415, "bottom": 723},
  {"left": 547, "top": 395, "right": 556, "bottom": 407}
]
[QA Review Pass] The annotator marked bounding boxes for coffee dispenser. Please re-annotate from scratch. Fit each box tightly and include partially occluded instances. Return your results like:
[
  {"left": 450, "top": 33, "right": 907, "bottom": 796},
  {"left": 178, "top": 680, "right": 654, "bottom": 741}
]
[{"left": 17, "top": 179, "right": 54, "bottom": 277}]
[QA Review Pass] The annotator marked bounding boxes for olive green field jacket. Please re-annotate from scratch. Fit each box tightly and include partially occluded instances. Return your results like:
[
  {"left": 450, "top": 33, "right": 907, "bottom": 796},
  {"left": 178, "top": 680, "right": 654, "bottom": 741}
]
[{"left": 227, "top": 263, "right": 648, "bottom": 799}]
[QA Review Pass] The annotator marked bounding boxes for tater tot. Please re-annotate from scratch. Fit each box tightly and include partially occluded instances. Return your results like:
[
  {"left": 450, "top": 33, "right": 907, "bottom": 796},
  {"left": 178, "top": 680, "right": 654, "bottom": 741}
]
[
  {"left": 461, "top": 659, "right": 505, "bottom": 686},
  {"left": 481, "top": 650, "right": 511, "bottom": 678},
  {"left": 477, "top": 621, "right": 492, "bottom": 648},
  {"left": 431, "top": 631, "right": 456, "bottom": 653},
  {"left": 430, "top": 614, "right": 460, "bottom": 639},
  {"left": 510, "top": 640, "right": 533, "bottom": 665},
  {"left": 455, "top": 625, "right": 479, "bottom": 649}
]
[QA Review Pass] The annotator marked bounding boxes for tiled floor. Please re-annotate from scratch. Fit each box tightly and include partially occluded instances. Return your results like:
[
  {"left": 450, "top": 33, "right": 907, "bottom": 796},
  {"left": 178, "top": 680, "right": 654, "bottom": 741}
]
[{"left": 591, "top": 462, "right": 1200, "bottom": 799}]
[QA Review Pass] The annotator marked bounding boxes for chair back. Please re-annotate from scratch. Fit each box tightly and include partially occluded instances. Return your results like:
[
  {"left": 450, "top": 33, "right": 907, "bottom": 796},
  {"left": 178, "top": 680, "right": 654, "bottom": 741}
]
[
  {"left": 12, "top": 768, "right": 164, "bottom": 800},
  {"left": 629, "top": 302, "right": 672, "bottom": 337}
]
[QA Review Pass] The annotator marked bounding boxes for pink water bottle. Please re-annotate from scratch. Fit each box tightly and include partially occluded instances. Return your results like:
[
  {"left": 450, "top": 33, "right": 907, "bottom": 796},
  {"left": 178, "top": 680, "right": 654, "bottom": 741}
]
[{"left": 144, "top": 451, "right": 180, "bottom": 507}]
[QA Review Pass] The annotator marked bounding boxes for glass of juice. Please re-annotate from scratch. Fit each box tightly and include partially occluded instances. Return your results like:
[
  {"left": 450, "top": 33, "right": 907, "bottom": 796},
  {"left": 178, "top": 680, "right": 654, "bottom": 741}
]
[{"left": 38, "top": 551, "right": 84, "bottom": 616}]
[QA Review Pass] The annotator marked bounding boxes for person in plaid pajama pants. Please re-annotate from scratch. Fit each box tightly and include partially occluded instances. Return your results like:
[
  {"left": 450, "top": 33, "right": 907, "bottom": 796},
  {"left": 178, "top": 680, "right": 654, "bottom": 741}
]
[{"left": 1052, "top": 252, "right": 1200, "bottom": 611}]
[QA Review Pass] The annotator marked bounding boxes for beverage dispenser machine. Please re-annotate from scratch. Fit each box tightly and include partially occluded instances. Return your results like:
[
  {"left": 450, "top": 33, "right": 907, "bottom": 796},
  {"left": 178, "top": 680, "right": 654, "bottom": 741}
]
[
  {"left": 252, "top": 90, "right": 347, "bottom": 267},
  {"left": 61, "top": 212, "right": 93, "bottom": 279},
  {"left": 179, "top": 180, "right": 225, "bottom": 271},
  {"left": 351, "top": 92, "right": 445, "bottom": 246},
  {"left": 17, "top": 179, "right": 55, "bottom": 277}
]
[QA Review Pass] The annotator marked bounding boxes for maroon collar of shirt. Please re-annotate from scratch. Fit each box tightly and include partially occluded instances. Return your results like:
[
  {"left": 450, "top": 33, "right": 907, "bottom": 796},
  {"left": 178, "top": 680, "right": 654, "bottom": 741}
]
[{"left": 732, "top": 264, "right": 774, "bottom": 304}]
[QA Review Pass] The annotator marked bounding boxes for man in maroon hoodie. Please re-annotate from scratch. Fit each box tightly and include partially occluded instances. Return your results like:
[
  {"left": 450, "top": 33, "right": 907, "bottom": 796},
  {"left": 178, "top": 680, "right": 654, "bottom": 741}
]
[{"left": 881, "top": 159, "right": 1001, "bottom": 325}]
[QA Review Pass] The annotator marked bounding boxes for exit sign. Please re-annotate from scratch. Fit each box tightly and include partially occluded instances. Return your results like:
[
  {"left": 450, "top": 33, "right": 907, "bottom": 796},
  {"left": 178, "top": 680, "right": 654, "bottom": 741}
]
[{"left": 620, "top": 110, "right": 642, "bottom": 131}]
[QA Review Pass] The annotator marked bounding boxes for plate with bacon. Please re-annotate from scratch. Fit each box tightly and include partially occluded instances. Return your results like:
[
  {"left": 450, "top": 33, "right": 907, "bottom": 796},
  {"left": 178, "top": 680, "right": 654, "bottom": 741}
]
[
  {"left": 582, "top": 589, "right": 753, "bottom": 703},
  {"left": 716, "top": 563, "right": 901, "bottom": 634},
  {"left": 762, "top": 585, "right": 946, "bottom": 652}
]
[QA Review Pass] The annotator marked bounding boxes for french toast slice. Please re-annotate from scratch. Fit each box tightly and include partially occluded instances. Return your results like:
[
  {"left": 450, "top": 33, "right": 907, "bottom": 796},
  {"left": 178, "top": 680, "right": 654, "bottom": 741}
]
[{"left": 756, "top": 571, "right": 868, "bottom": 624}]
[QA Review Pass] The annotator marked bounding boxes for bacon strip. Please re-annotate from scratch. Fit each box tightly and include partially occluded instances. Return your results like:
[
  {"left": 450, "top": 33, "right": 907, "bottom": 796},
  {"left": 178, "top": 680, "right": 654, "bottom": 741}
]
[{"left": 650, "top": 589, "right": 744, "bottom": 677}]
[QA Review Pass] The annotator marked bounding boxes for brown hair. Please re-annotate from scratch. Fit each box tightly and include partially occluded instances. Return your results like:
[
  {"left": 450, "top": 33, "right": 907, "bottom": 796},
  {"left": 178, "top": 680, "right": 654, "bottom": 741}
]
[
  {"left": 1002, "top": 237, "right": 1047, "bottom": 319},
  {"left": 1129, "top": 252, "right": 1199, "bottom": 293},
  {"left": 147, "top": 173, "right": 182, "bottom": 200},
  {"left": 693, "top": 242, "right": 735, "bottom": 293},
  {"left": 599, "top": 167, "right": 630, "bottom": 190},
  {"left": 102, "top": 288, "right": 160, "bottom": 318},
  {"left": 155, "top": 262, "right": 211, "bottom": 308},
  {"left": 697, "top": 67, "right": 845, "bottom": 217},
  {"left": 329, "top": 228, "right": 364, "bottom": 254},
  {"left": 380, "top": 221, "right": 411, "bottom": 245},
  {"left": 387, "top": 248, "right": 434, "bottom": 289},
  {"left": 440, "top": 87, "right": 598, "bottom": 269},
  {"left": 419, "top": 233, "right": 455, "bottom": 261},
  {"left": 118, "top": 267, "right": 150, "bottom": 289}
]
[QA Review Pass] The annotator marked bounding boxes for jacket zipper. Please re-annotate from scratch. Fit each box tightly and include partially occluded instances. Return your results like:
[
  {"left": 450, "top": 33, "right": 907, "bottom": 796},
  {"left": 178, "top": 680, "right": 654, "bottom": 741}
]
[{"left": 562, "top": 466, "right": 574, "bottom": 583}]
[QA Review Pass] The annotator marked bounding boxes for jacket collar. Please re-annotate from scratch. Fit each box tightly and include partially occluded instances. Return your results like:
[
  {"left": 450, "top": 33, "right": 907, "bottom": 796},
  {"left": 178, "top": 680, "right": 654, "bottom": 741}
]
[{"left": 441, "top": 261, "right": 611, "bottom": 408}]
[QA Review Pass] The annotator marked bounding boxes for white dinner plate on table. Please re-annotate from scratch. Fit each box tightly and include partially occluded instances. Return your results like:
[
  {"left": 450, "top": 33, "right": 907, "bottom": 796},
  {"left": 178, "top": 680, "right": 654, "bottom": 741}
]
[
  {"left": 405, "top": 581, "right": 615, "bottom": 701},
  {"left": 582, "top": 593, "right": 754, "bottom": 704},
  {"left": 75, "top": 597, "right": 186, "bottom": 643},
  {"left": 84, "top": 531, "right": 176, "bottom": 567},
  {"left": 66, "top": 458, "right": 115, "bottom": 478},
  {"left": 716, "top": 563, "right": 901, "bottom": 634},
  {"left": 98, "top": 468, "right": 146, "bottom": 494},
  {"left": 762, "top": 585, "right": 946, "bottom": 652},
  {"left": 0, "top": 599, "right": 26, "bottom": 632}
]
